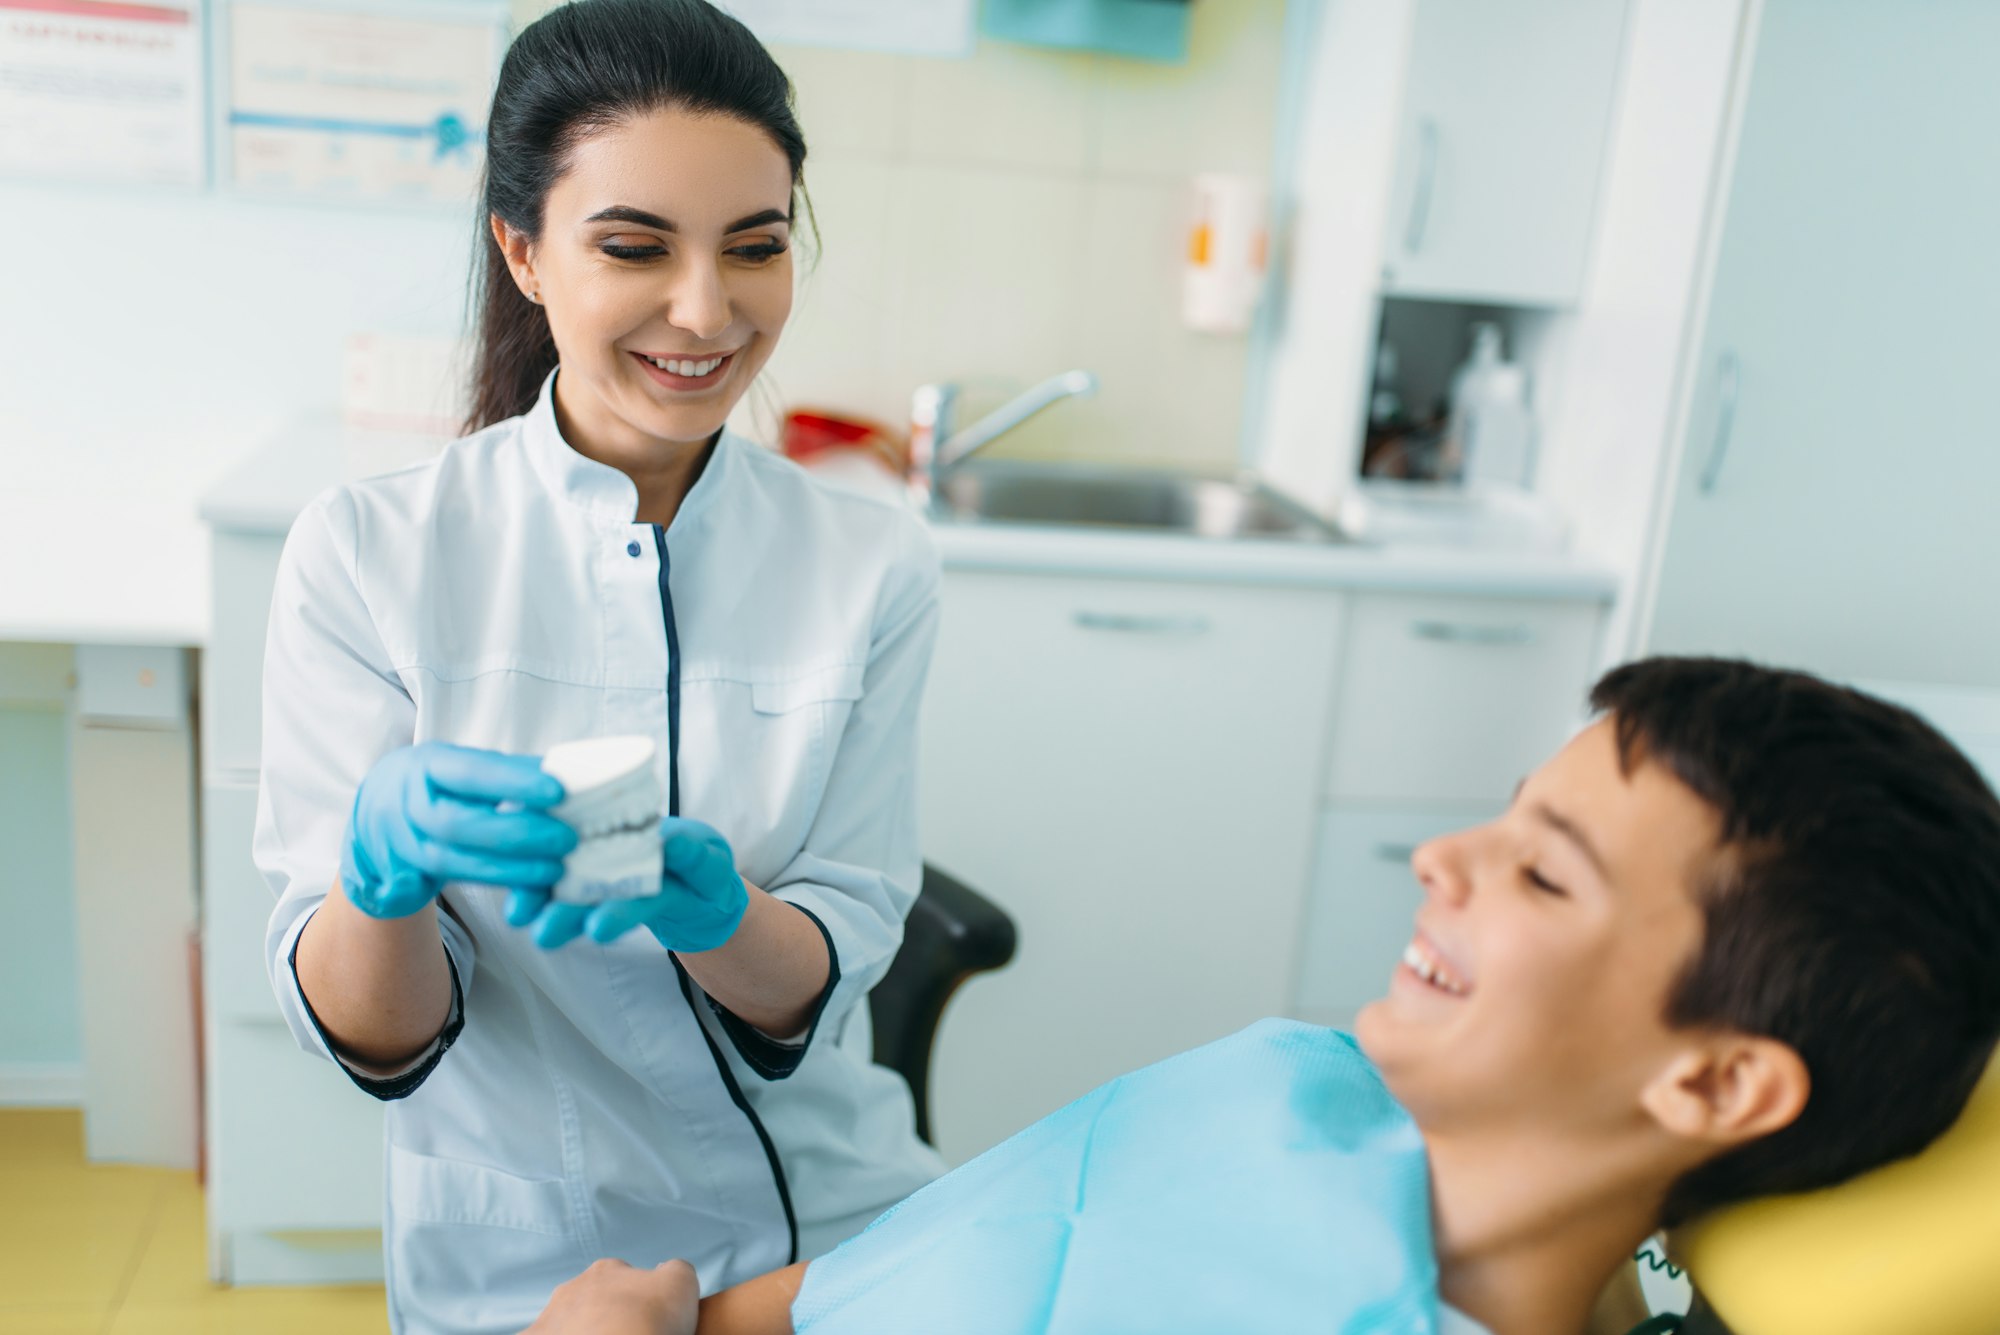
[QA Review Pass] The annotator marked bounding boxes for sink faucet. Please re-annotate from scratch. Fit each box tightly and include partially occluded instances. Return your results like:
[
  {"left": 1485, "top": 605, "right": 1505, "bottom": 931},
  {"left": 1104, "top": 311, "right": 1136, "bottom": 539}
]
[{"left": 908, "top": 369, "right": 1098, "bottom": 506}]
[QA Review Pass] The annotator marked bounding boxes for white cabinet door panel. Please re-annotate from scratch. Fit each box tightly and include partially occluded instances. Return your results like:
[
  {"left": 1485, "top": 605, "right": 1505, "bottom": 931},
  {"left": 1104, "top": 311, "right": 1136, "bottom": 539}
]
[
  {"left": 203, "top": 779, "right": 281, "bottom": 1025},
  {"left": 205, "top": 531, "right": 284, "bottom": 775},
  {"left": 1326, "top": 594, "right": 1602, "bottom": 803},
  {"left": 920, "top": 572, "right": 1345, "bottom": 1164},
  {"left": 1649, "top": 0, "right": 2000, "bottom": 686},
  {"left": 1383, "top": 0, "right": 1628, "bottom": 307},
  {"left": 1292, "top": 802, "right": 1497, "bottom": 1024},
  {"left": 206, "top": 1019, "right": 384, "bottom": 1232}
]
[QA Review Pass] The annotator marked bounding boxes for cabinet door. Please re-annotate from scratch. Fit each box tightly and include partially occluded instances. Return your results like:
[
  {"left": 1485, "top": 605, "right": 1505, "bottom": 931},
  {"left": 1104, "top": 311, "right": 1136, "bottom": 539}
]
[
  {"left": 1382, "top": 0, "right": 1629, "bottom": 307},
  {"left": 919, "top": 573, "right": 1345, "bottom": 1165},
  {"left": 1325, "top": 593, "right": 1604, "bottom": 804},
  {"left": 1648, "top": 1, "right": 2000, "bottom": 687}
]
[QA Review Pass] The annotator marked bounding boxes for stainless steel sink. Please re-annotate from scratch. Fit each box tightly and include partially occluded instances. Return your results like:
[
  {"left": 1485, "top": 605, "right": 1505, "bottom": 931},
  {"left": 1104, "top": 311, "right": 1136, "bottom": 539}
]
[{"left": 930, "top": 462, "right": 1341, "bottom": 542}]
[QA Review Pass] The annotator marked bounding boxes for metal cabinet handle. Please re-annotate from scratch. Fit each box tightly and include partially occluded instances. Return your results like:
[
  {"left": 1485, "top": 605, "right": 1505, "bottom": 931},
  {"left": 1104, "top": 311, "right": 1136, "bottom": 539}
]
[
  {"left": 1410, "top": 620, "right": 1535, "bottom": 647},
  {"left": 1404, "top": 117, "right": 1439, "bottom": 254},
  {"left": 1072, "top": 611, "right": 1212, "bottom": 636},
  {"left": 1373, "top": 842, "right": 1420, "bottom": 864},
  {"left": 1697, "top": 350, "right": 1741, "bottom": 495}
]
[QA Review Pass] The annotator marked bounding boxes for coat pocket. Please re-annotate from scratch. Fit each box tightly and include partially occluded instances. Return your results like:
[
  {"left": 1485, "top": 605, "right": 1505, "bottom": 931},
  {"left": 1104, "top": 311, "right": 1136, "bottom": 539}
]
[{"left": 386, "top": 1144, "right": 583, "bottom": 1334}]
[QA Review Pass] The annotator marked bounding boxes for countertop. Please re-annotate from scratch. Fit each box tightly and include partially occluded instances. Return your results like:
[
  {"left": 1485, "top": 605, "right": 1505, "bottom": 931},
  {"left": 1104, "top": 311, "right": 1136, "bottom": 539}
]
[
  {"left": 191, "top": 424, "right": 1619, "bottom": 627},
  {"left": 0, "top": 487, "right": 210, "bottom": 646}
]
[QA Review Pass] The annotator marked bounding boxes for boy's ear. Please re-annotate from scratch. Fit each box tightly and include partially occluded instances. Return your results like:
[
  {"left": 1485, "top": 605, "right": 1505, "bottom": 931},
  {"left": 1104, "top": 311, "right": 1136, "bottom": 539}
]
[{"left": 1640, "top": 1036, "right": 1810, "bottom": 1148}]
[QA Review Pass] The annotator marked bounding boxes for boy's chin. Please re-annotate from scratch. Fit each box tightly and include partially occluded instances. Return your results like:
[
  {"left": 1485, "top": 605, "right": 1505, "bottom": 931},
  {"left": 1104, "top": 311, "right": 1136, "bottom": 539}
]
[{"left": 1353, "top": 995, "right": 1396, "bottom": 1061}]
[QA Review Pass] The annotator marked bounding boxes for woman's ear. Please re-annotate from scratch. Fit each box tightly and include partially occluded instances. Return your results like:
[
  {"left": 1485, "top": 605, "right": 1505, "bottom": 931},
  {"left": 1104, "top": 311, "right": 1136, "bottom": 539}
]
[
  {"left": 1640, "top": 1037, "right": 1810, "bottom": 1149},
  {"left": 490, "top": 215, "right": 542, "bottom": 304}
]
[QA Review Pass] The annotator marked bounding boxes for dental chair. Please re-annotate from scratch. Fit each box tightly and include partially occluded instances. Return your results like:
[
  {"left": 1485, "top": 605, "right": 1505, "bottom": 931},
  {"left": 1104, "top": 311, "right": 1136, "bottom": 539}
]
[
  {"left": 869, "top": 863, "right": 1019, "bottom": 1144},
  {"left": 1596, "top": 1051, "right": 2000, "bottom": 1335}
]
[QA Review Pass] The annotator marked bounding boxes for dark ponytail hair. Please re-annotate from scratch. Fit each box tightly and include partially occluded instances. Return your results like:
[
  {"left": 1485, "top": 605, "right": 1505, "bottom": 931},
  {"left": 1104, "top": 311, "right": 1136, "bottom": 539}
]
[{"left": 465, "top": 0, "right": 808, "bottom": 434}]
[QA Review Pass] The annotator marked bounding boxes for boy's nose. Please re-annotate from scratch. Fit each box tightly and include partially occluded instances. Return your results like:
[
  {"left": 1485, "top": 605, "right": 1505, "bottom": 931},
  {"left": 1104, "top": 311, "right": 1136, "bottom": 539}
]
[{"left": 1411, "top": 835, "right": 1472, "bottom": 908}]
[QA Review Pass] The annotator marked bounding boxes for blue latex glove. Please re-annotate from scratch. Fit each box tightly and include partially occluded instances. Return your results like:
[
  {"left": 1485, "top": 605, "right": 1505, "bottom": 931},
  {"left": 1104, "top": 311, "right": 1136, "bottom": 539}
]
[
  {"left": 507, "top": 817, "right": 750, "bottom": 952},
  {"left": 341, "top": 742, "right": 576, "bottom": 919}
]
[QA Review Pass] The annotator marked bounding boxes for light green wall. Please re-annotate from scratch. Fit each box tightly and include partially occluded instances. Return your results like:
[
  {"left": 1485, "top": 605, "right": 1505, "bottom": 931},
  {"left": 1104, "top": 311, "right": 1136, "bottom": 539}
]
[{"left": 0, "top": 700, "right": 81, "bottom": 1067}]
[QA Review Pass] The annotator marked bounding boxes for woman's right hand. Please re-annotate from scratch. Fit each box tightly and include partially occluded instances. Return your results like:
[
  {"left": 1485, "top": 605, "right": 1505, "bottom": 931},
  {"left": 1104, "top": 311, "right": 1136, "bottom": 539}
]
[{"left": 340, "top": 741, "right": 577, "bottom": 919}]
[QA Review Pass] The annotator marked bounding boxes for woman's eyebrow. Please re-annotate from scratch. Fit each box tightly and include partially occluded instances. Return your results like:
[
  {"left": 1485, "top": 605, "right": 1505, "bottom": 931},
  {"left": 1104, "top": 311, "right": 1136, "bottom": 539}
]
[
  {"left": 585, "top": 204, "right": 674, "bottom": 230},
  {"left": 581, "top": 205, "right": 793, "bottom": 232},
  {"left": 726, "top": 207, "right": 792, "bottom": 232}
]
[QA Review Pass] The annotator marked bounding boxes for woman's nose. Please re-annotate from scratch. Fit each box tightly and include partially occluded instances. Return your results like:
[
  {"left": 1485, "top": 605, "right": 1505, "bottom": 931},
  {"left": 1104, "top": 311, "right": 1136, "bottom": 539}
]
[{"left": 666, "top": 262, "right": 731, "bottom": 342}]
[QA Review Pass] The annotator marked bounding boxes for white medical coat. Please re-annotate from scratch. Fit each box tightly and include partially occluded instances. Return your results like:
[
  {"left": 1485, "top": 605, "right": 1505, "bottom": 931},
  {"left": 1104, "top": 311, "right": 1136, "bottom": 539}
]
[{"left": 254, "top": 373, "right": 946, "bottom": 1335}]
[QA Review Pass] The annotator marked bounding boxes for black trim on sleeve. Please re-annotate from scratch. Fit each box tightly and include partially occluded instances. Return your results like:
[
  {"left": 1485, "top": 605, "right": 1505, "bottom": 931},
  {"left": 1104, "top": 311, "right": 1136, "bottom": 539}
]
[
  {"left": 703, "top": 903, "right": 841, "bottom": 1082},
  {"left": 288, "top": 925, "right": 465, "bottom": 1103}
]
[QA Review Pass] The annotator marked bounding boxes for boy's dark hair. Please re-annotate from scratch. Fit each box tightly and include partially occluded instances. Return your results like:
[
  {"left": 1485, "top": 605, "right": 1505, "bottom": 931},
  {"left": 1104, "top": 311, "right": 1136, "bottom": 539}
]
[{"left": 1589, "top": 657, "right": 2000, "bottom": 1227}]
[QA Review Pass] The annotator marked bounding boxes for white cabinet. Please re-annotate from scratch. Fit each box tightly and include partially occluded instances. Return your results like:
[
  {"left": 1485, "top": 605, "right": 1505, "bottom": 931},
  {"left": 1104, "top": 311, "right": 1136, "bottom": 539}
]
[
  {"left": 919, "top": 571, "right": 1346, "bottom": 1165},
  {"left": 1324, "top": 593, "right": 1603, "bottom": 802},
  {"left": 1382, "top": 0, "right": 1629, "bottom": 307},
  {"left": 1646, "top": 0, "right": 2000, "bottom": 687},
  {"left": 201, "top": 513, "right": 384, "bottom": 1284}
]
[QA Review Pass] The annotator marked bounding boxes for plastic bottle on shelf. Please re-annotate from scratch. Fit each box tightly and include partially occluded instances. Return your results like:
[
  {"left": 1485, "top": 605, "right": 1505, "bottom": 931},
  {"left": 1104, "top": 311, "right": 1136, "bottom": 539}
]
[{"left": 1445, "top": 322, "right": 1535, "bottom": 488}]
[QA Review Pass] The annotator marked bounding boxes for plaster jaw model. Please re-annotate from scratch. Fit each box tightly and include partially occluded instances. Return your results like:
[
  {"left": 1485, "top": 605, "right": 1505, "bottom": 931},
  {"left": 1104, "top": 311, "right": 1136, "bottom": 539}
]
[{"left": 541, "top": 735, "right": 663, "bottom": 905}]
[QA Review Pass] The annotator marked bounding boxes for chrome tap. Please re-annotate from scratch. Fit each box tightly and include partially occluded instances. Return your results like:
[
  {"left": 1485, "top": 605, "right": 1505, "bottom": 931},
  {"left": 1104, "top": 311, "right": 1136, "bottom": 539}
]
[{"left": 909, "top": 370, "right": 1098, "bottom": 506}]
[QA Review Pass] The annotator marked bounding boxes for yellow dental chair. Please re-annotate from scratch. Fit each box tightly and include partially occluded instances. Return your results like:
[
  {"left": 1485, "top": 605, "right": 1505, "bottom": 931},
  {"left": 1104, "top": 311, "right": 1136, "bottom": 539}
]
[{"left": 1602, "top": 1052, "right": 2000, "bottom": 1335}]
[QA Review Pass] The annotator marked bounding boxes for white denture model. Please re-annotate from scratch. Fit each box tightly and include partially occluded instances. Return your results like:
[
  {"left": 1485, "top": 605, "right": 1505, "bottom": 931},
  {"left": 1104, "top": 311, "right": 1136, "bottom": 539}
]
[{"left": 541, "top": 735, "right": 664, "bottom": 905}]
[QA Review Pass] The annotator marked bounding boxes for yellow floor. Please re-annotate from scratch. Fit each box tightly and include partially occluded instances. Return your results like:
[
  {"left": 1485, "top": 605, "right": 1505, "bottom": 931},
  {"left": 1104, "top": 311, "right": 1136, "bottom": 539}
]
[{"left": 0, "top": 1110, "right": 388, "bottom": 1335}]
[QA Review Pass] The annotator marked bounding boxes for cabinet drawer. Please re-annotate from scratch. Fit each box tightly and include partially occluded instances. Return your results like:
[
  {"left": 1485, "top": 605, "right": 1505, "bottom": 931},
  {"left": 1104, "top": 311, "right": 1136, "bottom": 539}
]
[
  {"left": 1325, "top": 594, "right": 1602, "bottom": 803},
  {"left": 204, "top": 530, "right": 285, "bottom": 773},
  {"left": 1293, "top": 803, "right": 1497, "bottom": 1021},
  {"left": 203, "top": 779, "right": 281, "bottom": 1025},
  {"left": 206, "top": 1018, "right": 384, "bottom": 1231}
]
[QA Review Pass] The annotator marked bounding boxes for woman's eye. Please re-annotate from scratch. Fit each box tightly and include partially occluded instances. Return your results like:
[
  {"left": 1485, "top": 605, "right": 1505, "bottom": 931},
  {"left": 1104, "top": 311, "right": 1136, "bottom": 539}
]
[
  {"left": 601, "top": 242, "right": 665, "bottom": 260},
  {"left": 729, "top": 242, "right": 788, "bottom": 263},
  {"left": 1525, "top": 866, "right": 1568, "bottom": 897}
]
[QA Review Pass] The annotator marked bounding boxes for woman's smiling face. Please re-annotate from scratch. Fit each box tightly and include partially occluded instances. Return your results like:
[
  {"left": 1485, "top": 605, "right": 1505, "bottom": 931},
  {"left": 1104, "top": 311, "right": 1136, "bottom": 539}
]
[{"left": 494, "top": 104, "right": 797, "bottom": 450}]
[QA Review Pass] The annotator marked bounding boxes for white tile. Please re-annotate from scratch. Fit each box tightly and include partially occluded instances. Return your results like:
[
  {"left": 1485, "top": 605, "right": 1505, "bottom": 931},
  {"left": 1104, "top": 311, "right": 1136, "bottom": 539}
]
[
  {"left": 1055, "top": 177, "right": 1250, "bottom": 470},
  {"left": 903, "top": 40, "right": 1097, "bottom": 173},
  {"left": 1090, "top": 0, "right": 1288, "bottom": 181},
  {"left": 770, "top": 43, "right": 910, "bottom": 162},
  {"left": 879, "top": 166, "right": 1094, "bottom": 428}
]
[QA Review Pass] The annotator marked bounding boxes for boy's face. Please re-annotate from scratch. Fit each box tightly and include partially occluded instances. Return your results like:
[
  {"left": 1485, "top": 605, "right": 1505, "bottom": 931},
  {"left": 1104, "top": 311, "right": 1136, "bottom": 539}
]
[{"left": 1357, "top": 719, "right": 1722, "bottom": 1139}]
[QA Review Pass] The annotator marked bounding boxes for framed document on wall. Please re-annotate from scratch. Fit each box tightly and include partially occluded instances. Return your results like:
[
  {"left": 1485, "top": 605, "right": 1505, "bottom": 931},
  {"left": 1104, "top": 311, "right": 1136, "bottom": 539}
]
[
  {"left": 0, "top": 0, "right": 207, "bottom": 187},
  {"left": 213, "top": 0, "right": 507, "bottom": 207}
]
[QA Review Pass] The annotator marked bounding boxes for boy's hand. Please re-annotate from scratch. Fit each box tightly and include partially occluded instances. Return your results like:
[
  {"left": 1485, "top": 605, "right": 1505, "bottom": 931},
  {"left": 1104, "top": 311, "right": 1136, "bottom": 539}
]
[{"left": 525, "top": 1258, "right": 699, "bottom": 1335}]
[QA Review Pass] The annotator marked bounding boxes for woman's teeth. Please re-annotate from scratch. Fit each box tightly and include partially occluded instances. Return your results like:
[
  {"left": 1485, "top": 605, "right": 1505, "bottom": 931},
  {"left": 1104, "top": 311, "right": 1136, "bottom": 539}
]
[
  {"left": 1401, "top": 940, "right": 1470, "bottom": 996},
  {"left": 645, "top": 354, "right": 725, "bottom": 377}
]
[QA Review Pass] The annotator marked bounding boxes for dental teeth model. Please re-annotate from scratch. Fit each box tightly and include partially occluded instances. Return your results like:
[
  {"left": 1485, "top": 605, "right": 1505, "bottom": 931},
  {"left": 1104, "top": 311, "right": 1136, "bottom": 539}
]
[{"left": 540, "top": 735, "right": 663, "bottom": 905}]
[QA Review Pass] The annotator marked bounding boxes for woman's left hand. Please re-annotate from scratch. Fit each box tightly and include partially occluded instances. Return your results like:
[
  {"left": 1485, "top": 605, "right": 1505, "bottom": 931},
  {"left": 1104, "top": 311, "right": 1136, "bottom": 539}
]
[{"left": 508, "top": 817, "right": 750, "bottom": 952}]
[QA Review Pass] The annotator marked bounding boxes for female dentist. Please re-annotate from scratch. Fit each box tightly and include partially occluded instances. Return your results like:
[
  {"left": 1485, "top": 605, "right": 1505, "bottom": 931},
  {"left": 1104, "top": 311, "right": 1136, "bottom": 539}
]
[{"left": 253, "top": 3, "right": 944, "bottom": 1331}]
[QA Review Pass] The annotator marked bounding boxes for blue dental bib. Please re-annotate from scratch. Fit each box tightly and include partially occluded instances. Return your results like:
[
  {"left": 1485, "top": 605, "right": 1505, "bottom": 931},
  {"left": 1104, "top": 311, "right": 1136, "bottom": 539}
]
[{"left": 793, "top": 1020, "right": 1440, "bottom": 1335}]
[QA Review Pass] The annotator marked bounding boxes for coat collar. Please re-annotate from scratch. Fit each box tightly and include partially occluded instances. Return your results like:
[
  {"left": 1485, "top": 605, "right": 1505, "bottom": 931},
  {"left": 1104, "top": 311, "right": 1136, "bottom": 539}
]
[{"left": 519, "top": 368, "right": 736, "bottom": 532}]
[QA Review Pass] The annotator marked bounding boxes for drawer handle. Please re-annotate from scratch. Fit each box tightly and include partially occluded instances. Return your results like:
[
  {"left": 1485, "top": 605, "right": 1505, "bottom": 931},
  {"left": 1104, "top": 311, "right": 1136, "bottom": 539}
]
[
  {"left": 1373, "top": 842, "right": 1420, "bottom": 864},
  {"left": 1410, "top": 620, "right": 1535, "bottom": 647},
  {"left": 1072, "top": 611, "right": 1212, "bottom": 636}
]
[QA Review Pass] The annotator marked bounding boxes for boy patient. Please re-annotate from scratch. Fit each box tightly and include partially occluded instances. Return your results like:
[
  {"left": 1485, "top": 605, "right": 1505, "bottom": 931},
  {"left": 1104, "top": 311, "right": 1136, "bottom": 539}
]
[{"left": 526, "top": 658, "right": 2000, "bottom": 1335}]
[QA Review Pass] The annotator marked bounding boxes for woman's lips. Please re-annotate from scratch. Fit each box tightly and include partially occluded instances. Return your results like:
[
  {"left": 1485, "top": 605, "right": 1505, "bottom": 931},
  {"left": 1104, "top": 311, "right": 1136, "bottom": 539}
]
[{"left": 630, "top": 349, "right": 735, "bottom": 392}]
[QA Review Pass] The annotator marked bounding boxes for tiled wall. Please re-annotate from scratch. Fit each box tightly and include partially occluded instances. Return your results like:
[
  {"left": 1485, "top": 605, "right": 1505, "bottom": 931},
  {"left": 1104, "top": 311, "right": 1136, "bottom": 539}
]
[{"left": 522, "top": 0, "right": 1290, "bottom": 471}]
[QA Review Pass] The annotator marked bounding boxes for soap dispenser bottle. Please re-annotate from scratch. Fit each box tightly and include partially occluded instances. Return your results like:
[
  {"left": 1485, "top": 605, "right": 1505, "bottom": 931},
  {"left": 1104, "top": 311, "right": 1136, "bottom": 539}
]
[{"left": 1446, "top": 322, "right": 1535, "bottom": 488}]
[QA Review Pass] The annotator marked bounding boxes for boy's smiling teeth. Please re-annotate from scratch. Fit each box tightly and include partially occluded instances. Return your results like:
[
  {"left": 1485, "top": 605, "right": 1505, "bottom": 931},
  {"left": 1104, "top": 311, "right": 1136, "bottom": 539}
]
[{"left": 1402, "top": 936, "right": 1471, "bottom": 996}]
